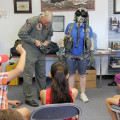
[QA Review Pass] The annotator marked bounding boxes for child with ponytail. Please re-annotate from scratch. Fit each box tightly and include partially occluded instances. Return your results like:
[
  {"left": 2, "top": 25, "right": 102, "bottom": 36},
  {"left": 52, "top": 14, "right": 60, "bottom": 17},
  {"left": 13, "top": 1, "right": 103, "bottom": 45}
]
[{"left": 40, "top": 61, "right": 78, "bottom": 120}]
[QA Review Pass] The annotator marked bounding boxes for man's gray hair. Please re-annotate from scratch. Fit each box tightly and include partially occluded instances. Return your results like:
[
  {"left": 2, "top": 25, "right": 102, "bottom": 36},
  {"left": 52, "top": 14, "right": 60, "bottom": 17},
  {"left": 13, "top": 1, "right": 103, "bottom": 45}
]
[{"left": 43, "top": 11, "right": 53, "bottom": 22}]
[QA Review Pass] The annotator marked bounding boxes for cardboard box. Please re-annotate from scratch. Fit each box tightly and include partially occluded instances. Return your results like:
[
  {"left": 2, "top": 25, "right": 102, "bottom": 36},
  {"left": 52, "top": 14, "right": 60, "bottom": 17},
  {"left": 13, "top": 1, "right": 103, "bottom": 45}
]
[
  {"left": 6, "top": 63, "right": 19, "bottom": 85},
  {"left": 74, "top": 66, "right": 96, "bottom": 88}
]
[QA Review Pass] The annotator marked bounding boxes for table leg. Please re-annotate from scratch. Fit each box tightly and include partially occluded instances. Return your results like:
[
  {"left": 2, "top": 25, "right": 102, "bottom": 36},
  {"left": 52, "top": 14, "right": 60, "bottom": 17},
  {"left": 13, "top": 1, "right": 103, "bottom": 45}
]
[{"left": 100, "top": 56, "right": 102, "bottom": 88}]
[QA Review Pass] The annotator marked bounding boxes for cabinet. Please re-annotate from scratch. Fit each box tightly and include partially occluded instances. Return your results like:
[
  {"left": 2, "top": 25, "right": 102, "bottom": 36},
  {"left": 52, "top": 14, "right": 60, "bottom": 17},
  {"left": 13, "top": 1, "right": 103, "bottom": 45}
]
[
  {"left": 108, "top": 51, "right": 120, "bottom": 75},
  {"left": 74, "top": 66, "right": 96, "bottom": 88}
]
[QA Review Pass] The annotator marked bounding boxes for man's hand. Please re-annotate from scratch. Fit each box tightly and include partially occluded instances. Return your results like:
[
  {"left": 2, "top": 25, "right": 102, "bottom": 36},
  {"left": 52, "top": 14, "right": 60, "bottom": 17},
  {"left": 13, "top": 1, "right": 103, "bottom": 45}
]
[
  {"left": 16, "top": 44, "right": 26, "bottom": 55},
  {"left": 35, "top": 40, "right": 41, "bottom": 47},
  {"left": 89, "top": 50, "right": 94, "bottom": 66},
  {"left": 8, "top": 100, "right": 22, "bottom": 108},
  {"left": 42, "top": 41, "right": 50, "bottom": 47}
]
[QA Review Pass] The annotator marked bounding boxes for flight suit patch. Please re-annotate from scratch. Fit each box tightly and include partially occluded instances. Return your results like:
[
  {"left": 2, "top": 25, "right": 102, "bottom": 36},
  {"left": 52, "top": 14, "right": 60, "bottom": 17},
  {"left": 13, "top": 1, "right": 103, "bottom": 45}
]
[
  {"left": 37, "top": 23, "right": 42, "bottom": 30},
  {"left": 26, "top": 22, "right": 31, "bottom": 27},
  {"left": 44, "top": 26, "right": 48, "bottom": 30}
]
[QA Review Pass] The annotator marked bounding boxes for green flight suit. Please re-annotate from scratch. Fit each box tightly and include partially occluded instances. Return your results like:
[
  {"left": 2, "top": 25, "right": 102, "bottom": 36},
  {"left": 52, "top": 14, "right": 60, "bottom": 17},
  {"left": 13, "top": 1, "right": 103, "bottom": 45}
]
[{"left": 18, "top": 14, "right": 53, "bottom": 101}]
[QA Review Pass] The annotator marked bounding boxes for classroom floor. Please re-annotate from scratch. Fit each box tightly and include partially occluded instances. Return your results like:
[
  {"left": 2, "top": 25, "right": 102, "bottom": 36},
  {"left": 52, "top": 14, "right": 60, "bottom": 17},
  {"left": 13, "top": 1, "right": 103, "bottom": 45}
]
[{"left": 8, "top": 77, "right": 119, "bottom": 120}]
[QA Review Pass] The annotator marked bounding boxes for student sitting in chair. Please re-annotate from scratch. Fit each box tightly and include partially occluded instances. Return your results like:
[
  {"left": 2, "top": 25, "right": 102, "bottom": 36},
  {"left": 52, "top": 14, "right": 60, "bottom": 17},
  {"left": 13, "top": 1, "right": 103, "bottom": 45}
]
[
  {"left": 105, "top": 74, "right": 120, "bottom": 120},
  {"left": 40, "top": 61, "right": 78, "bottom": 120},
  {"left": 106, "top": 95, "right": 120, "bottom": 120},
  {"left": 0, "top": 44, "right": 30, "bottom": 120}
]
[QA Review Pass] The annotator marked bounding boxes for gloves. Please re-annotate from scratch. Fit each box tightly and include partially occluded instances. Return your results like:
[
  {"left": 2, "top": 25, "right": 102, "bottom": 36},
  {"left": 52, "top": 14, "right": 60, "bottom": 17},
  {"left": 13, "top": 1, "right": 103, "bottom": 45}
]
[
  {"left": 57, "top": 47, "right": 65, "bottom": 61},
  {"left": 37, "top": 44, "right": 47, "bottom": 54},
  {"left": 89, "top": 50, "right": 94, "bottom": 66}
]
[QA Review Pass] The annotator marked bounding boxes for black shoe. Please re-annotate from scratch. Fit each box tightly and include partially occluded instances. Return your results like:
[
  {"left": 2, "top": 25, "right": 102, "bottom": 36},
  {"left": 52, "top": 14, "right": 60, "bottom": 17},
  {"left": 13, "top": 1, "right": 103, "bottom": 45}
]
[
  {"left": 37, "top": 91, "right": 41, "bottom": 100},
  {"left": 25, "top": 100, "right": 39, "bottom": 107},
  {"left": 108, "top": 81, "right": 117, "bottom": 86}
]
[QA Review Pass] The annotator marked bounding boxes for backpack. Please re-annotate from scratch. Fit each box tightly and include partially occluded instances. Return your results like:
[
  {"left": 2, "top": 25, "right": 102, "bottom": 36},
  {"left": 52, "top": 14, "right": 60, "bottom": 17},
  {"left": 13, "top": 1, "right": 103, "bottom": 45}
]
[
  {"left": 10, "top": 39, "right": 23, "bottom": 59},
  {"left": 10, "top": 47, "right": 20, "bottom": 59},
  {"left": 46, "top": 42, "right": 59, "bottom": 54},
  {"left": 10, "top": 40, "right": 59, "bottom": 59}
]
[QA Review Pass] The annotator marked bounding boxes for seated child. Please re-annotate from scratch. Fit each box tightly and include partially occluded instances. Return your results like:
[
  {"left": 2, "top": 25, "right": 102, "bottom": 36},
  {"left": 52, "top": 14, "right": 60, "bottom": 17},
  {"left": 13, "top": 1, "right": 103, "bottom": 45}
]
[
  {"left": 106, "top": 95, "right": 120, "bottom": 120},
  {"left": 0, "top": 44, "right": 30, "bottom": 120},
  {"left": 40, "top": 61, "right": 78, "bottom": 120},
  {"left": 106, "top": 74, "right": 120, "bottom": 120}
]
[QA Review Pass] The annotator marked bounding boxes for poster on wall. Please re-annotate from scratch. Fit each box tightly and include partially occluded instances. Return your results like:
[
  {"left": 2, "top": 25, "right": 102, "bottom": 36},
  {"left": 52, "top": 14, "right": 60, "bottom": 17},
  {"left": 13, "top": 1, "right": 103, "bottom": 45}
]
[
  {"left": 114, "top": 0, "right": 120, "bottom": 14},
  {"left": 52, "top": 16, "right": 64, "bottom": 32},
  {"left": 14, "top": 0, "right": 32, "bottom": 13},
  {"left": 41, "top": 0, "right": 95, "bottom": 11},
  {"left": 0, "top": 11, "right": 8, "bottom": 19}
]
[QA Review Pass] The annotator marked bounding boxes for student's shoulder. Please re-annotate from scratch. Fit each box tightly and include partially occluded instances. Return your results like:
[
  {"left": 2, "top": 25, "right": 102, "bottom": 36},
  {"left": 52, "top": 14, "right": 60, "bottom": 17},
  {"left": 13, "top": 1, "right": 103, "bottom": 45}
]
[{"left": 40, "top": 90, "right": 46, "bottom": 95}]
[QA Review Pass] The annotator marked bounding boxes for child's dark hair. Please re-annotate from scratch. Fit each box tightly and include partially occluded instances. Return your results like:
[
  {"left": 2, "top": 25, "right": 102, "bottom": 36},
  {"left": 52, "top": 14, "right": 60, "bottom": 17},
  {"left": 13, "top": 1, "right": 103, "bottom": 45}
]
[{"left": 50, "top": 61, "right": 72, "bottom": 103}]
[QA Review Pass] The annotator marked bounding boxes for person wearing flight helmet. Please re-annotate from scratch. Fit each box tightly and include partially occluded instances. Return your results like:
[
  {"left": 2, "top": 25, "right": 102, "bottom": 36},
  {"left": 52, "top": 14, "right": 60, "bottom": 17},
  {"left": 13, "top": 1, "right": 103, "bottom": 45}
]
[{"left": 63, "top": 8, "right": 94, "bottom": 102}]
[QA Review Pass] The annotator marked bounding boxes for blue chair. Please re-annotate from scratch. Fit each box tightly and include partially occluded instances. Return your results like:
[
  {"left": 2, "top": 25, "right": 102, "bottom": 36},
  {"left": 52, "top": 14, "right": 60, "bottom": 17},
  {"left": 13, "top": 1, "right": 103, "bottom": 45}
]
[
  {"left": 111, "top": 104, "right": 120, "bottom": 120},
  {"left": 30, "top": 103, "right": 82, "bottom": 120}
]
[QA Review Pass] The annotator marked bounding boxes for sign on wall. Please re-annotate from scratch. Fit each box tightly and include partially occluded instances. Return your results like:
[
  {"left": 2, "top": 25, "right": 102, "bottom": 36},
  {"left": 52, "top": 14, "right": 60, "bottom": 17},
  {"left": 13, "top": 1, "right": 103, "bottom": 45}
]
[
  {"left": 14, "top": 0, "right": 32, "bottom": 13},
  {"left": 52, "top": 16, "right": 64, "bottom": 32},
  {"left": 0, "top": 11, "right": 8, "bottom": 19},
  {"left": 114, "top": 0, "right": 120, "bottom": 14}
]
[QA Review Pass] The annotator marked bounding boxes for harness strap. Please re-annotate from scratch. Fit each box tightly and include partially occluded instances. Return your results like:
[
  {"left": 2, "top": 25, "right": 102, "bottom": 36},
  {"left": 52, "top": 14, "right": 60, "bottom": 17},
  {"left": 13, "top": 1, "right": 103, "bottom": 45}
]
[
  {"left": 83, "top": 20, "right": 90, "bottom": 54},
  {"left": 76, "top": 23, "right": 80, "bottom": 48},
  {"left": 67, "top": 23, "right": 74, "bottom": 38},
  {"left": 65, "top": 51, "right": 90, "bottom": 61}
]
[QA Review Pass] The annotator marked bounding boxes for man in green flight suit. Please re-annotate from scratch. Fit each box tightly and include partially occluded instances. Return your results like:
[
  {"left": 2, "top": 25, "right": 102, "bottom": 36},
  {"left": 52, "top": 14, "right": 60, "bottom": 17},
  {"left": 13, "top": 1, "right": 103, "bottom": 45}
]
[{"left": 18, "top": 11, "right": 53, "bottom": 107}]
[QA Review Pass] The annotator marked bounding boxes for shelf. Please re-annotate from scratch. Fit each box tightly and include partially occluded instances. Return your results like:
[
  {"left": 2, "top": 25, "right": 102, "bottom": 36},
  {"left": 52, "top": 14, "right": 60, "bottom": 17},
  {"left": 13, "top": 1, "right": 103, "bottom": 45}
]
[
  {"left": 110, "top": 64, "right": 120, "bottom": 68},
  {"left": 111, "top": 49, "right": 120, "bottom": 52},
  {"left": 112, "top": 24, "right": 118, "bottom": 26}
]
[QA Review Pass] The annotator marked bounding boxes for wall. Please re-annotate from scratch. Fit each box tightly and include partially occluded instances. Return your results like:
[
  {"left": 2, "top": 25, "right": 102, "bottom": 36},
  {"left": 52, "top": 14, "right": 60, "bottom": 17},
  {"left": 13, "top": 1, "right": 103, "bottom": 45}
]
[
  {"left": 0, "top": 0, "right": 108, "bottom": 75},
  {"left": 108, "top": 0, "right": 120, "bottom": 42}
]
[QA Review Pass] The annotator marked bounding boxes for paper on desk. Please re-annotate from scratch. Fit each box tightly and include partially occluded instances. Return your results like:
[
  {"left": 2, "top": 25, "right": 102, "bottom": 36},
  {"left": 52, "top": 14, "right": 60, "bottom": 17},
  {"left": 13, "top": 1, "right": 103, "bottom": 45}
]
[{"left": 95, "top": 49, "right": 110, "bottom": 54}]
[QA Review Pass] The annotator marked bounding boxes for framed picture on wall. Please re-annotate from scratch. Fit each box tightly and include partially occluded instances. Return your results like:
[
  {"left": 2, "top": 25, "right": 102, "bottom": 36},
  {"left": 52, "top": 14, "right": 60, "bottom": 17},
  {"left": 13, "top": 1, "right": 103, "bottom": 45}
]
[
  {"left": 52, "top": 16, "right": 64, "bottom": 32},
  {"left": 14, "top": 0, "right": 32, "bottom": 13},
  {"left": 41, "top": 0, "right": 95, "bottom": 11},
  {"left": 114, "top": 0, "right": 120, "bottom": 14}
]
